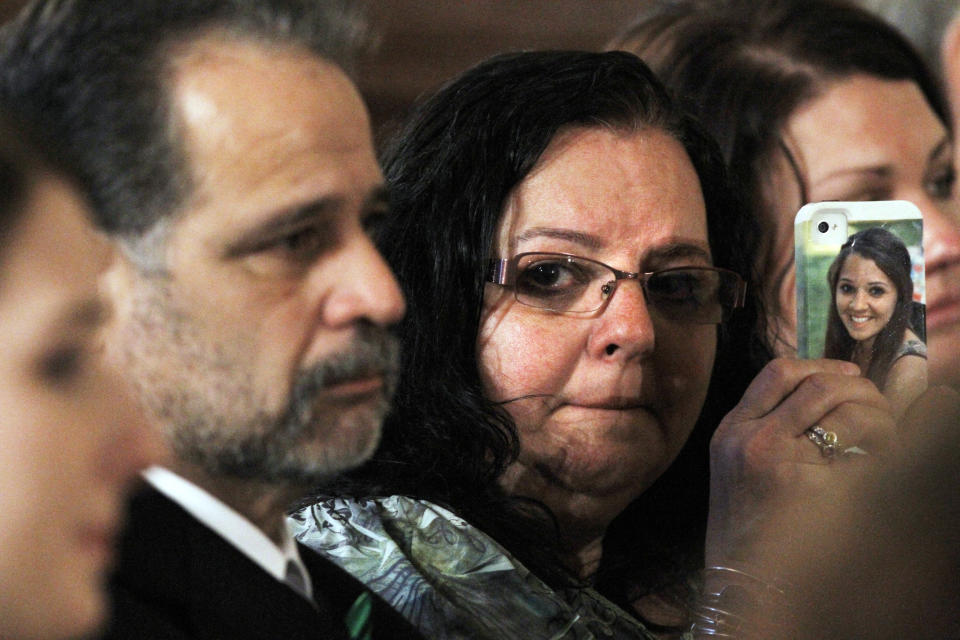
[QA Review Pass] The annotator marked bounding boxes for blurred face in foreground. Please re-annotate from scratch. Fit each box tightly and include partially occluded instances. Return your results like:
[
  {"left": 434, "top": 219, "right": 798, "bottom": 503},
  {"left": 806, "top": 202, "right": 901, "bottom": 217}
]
[
  {"left": 0, "top": 173, "right": 161, "bottom": 639},
  {"left": 478, "top": 126, "right": 717, "bottom": 571}
]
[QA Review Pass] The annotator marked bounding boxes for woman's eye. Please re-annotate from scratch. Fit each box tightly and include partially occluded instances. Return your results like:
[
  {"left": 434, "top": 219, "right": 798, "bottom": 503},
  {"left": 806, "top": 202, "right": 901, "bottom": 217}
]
[
  {"left": 521, "top": 262, "right": 570, "bottom": 288},
  {"left": 869, "top": 286, "right": 887, "bottom": 297},
  {"left": 842, "top": 186, "right": 890, "bottom": 202},
  {"left": 38, "top": 346, "right": 84, "bottom": 387},
  {"left": 927, "top": 165, "right": 956, "bottom": 200},
  {"left": 516, "top": 260, "right": 591, "bottom": 295},
  {"left": 839, "top": 284, "right": 854, "bottom": 294},
  {"left": 648, "top": 271, "right": 702, "bottom": 303}
]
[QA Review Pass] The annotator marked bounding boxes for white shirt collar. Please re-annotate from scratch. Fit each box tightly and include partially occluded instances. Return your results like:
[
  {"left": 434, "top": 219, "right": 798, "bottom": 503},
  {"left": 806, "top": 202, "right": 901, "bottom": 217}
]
[{"left": 143, "top": 465, "right": 313, "bottom": 600}]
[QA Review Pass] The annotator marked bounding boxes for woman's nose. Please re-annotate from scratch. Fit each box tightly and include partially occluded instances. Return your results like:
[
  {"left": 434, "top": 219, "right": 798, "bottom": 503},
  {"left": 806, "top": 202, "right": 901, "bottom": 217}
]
[
  {"left": 850, "top": 290, "right": 868, "bottom": 310},
  {"left": 587, "top": 279, "right": 655, "bottom": 361},
  {"left": 921, "top": 198, "right": 960, "bottom": 275}
]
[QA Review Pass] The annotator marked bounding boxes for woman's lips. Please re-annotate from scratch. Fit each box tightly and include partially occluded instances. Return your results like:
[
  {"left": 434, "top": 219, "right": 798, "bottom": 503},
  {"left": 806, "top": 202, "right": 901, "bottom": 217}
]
[
  {"left": 925, "top": 265, "right": 960, "bottom": 332},
  {"left": 556, "top": 401, "right": 653, "bottom": 422},
  {"left": 926, "top": 294, "right": 960, "bottom": 332},
  {"left": 843, "top": 312, "right": 875, "bottom": 330},
  {"left": 576, "top": 401, "right": 646, "bottom": 410}
]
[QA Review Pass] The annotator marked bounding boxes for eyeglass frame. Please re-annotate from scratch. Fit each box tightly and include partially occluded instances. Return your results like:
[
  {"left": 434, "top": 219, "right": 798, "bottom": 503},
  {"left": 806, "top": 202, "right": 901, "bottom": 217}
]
[{"left": 486, "top": 251, "right": 747, "bottom": 322}]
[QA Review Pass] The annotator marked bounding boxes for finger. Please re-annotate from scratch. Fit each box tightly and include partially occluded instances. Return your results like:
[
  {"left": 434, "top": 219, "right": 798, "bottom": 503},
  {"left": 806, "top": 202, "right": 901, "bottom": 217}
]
[
  {"left": 731, "top": 358, "right": 865, "bottom": 422},
  {"left": 729, "top": 358, "right": 861, "bottom": 421},
  {"left": 766, "top": 371, "right": 890, "bottom": 439},
  {"left": 813, "top": 403, "right": 898, "bottom": 460}
]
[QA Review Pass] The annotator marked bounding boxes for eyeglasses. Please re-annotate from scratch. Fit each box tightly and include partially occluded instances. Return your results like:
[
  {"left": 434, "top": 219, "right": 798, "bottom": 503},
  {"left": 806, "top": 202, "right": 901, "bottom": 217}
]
[{"left": 487, "top": 252, "right": 746, "bottom": 324}]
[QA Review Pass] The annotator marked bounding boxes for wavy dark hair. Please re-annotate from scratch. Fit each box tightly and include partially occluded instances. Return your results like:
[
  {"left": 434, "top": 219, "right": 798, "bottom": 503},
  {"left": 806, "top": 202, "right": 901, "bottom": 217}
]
[
  {"left": 824, "top": 227, "right": 914, "bottom": 389},
  {"left": 611, "top": 0, "right": 949, "bottom": 352},
  {"left": 331, "top": 50, "right": 769, "bottom": 623}
]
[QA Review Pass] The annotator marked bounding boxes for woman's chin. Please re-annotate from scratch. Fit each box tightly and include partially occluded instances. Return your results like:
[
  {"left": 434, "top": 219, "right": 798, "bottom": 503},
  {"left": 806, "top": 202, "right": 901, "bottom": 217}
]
[{"left": 504, "top": 445, "right": 663, "bottom": 504}]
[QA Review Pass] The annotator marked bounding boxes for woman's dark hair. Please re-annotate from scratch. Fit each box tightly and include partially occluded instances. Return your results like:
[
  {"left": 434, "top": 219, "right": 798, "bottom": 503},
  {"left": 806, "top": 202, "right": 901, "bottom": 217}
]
[
  {"left": 611, "top": 0, "right": 949, "bottom": 351},
  {"left": 0, "top": 111, "right": 76, "bottom": 254},
  {"left": 0, "top": 129, "right": 32, "bottom": 251},
  {"left": 330, "top": 49, "right": 769, "bottom": 622},
  {"left": 824, "top": 227, "right": 914, "bottom": 389}
]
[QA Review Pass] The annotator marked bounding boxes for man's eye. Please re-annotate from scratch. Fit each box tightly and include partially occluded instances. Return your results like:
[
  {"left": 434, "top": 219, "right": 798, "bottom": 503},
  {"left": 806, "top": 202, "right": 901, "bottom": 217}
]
[
  {"left": 362, "top": 210, "right": 390, "bottom": 236},
  {"left": 278, "top": 227, "right": 327, "bottom": 260}
]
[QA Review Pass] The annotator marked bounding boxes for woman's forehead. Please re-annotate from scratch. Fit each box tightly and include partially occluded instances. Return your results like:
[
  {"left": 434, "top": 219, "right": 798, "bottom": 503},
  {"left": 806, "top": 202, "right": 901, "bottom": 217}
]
[{"left": 495, "top": 126, "right": 708, "bottom": 256}]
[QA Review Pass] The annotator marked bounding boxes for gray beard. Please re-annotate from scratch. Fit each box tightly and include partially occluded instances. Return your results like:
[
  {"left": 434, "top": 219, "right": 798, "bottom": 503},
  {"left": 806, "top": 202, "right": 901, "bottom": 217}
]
[
  {"left": 171, "top": 326, "right": 401, "bottom": 486},
  {"left": 120, "top": 274, "right": 400, "bottom": 487}
]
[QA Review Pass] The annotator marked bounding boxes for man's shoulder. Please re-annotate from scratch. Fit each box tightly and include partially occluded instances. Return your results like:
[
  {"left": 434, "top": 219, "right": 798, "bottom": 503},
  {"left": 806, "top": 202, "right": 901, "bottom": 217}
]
[
  {"left": 101, "top": 486, "right": 336, "bottom": 640},
  {"left": 100, "top": 486, "right": 205, "bottom": 639},
  {"left": 102, "top": 487, "right": 424, "bottom": 639}
]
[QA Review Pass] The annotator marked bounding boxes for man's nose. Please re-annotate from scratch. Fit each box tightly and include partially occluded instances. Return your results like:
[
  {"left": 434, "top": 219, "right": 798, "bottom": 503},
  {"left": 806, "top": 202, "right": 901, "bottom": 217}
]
[{"left": 312, "top": 232, "right": 406, "bottom": 329}]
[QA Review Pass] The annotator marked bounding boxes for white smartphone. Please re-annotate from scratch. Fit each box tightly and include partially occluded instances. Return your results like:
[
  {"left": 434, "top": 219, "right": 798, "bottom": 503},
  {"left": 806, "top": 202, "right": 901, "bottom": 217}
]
[{"left": 795, "top": 201, "right": 926, "bottom": 406}]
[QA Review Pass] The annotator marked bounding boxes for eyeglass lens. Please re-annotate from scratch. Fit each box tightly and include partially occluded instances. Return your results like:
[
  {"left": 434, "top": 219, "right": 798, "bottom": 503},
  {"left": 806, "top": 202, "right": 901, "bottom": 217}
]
[{"left": 512, "top": 253, "right": 735, "bottom": 323}]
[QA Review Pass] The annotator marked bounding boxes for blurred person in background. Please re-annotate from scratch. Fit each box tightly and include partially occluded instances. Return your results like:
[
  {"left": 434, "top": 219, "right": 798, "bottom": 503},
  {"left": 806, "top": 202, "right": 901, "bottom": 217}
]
[
  {"left": 942, "top": 10, "right": 960, "bottom": 186},
  {"left": 0, "top": 113, "right": 162, "bottom": 640},
  {"left": 612, "top": 0, "right": 960, "bottom": 391},
  {"left": 855, "top": 0, "right": 960, "bottom": 79}
]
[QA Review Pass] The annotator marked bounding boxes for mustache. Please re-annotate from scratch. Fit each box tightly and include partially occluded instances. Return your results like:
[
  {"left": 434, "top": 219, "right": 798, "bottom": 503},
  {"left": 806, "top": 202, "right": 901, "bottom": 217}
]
[{"left": 289, "top": 326, "right": 401, "bottom": 415}]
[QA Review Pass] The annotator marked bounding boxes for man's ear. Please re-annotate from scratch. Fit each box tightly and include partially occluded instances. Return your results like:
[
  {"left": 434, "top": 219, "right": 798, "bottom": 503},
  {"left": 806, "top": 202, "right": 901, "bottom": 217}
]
[
  {"left": 97, "top": 245, "right": 147, "bottom": 374},
  {"left": 100, "top": 246, "right": 138, "bottom": 316}
]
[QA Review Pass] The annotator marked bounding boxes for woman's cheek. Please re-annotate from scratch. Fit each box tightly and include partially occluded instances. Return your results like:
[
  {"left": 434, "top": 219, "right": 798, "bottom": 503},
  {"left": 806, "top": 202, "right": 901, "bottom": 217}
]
[
  {"left": 658, "top": 322, "right": 716, "bottom": 408},
  {"left": 479, "top": 313, "right": 574, "bottom": 402}
]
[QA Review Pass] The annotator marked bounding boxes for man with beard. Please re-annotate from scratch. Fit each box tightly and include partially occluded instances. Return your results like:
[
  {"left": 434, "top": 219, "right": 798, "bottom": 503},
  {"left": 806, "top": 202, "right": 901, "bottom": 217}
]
[{"left": 0, "top": 1, "right": 419, "bottom": 638}]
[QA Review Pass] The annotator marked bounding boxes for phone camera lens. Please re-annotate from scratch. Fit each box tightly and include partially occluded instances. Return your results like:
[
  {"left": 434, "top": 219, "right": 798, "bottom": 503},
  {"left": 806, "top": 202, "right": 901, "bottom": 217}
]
[{"left": 817, "top": 221, "right": 829, "bottom": 233}]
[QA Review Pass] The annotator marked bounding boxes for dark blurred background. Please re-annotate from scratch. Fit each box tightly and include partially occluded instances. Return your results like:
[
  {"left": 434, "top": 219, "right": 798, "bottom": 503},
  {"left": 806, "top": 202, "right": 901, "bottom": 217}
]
[
  {"left": 353, "top": 1, "right": 640, "bottom": 139},
  {"left": 0, "top": 0, "right": 641, "bottom": 141}
]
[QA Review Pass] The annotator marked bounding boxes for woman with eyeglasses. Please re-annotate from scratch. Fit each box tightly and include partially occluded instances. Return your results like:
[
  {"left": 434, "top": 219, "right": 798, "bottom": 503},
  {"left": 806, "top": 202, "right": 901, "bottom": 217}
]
[
  {"left": 292, "top": 51, "right": 895, "bottom": 639},
  {"left": 0, "top": 114, "right": 162, "bottom": 639}
]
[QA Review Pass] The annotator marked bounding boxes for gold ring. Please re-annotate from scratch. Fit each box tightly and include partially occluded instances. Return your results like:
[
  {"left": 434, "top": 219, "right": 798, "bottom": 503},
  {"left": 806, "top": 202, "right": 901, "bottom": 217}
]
[{"left": 805, "top": 425, "right": 840, "bottom": 458}]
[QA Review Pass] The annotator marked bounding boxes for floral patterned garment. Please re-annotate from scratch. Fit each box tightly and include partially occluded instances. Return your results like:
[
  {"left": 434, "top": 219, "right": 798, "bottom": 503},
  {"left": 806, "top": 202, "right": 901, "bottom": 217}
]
[{"left": 289, "top": 496, "right": 662, "bottom": 640}]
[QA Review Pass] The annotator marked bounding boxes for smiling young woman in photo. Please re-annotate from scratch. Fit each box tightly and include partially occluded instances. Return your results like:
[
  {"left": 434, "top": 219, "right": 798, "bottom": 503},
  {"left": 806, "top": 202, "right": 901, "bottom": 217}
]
[{"left": 824, "top": 227, "right": 927, "bottom": 416}]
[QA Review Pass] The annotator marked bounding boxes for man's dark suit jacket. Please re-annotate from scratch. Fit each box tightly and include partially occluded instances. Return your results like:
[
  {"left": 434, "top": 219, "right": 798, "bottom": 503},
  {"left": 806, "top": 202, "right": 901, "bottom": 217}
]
[{"left": 102, "top": 486, "right": 423, "bottom": 640}]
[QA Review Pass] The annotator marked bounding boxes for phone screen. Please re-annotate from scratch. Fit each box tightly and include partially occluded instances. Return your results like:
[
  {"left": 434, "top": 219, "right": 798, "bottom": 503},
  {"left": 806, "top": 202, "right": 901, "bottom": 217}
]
[{"left": 795, "top": 201, "right": 927, "bottom": 415}]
